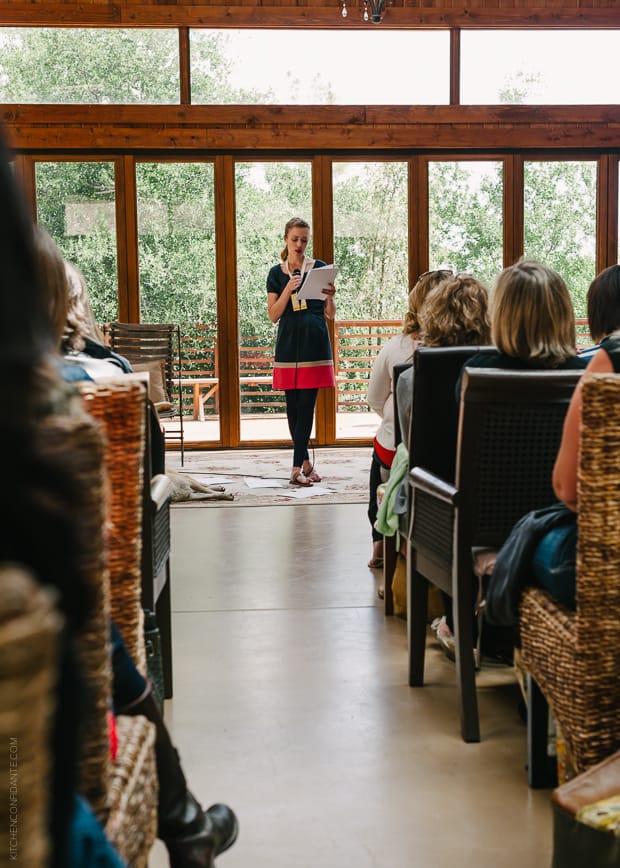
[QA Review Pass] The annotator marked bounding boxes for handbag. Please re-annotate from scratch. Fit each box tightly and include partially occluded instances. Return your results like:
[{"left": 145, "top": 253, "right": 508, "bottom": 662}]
[
  {"left": 144, "top": 609, "right": 165, "bottom": 712},
  {"left": 484, "top": 501, "right": 576, "bottom": 627}
]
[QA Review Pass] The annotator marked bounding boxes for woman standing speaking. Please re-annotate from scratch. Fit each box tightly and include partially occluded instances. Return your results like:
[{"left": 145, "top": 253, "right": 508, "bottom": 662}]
[{"left": 267, "top": 217, "right": 336, "bottom": 486}]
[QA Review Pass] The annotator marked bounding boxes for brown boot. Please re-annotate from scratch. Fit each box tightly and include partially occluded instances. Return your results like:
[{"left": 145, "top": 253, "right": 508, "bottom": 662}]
[{"left": 121, "top": 690, "right": 238, "bottom": 866}]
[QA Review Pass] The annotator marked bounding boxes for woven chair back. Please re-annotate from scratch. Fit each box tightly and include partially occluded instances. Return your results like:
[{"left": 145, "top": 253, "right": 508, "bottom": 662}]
[
  {"left": 80, "top": 381, "right": 147, "bottom": 675},
  {"left": 38, "top": 411, "right": 112, "bottom": 820},
  {"left": 0, "top": 565, "right": 63, "bottom": 868},
  {"left": 456, "top": 367, "right": 583, "bottom": 548},
  {"left": 574, "top": 374, "right": 620, "bottom": 756}
]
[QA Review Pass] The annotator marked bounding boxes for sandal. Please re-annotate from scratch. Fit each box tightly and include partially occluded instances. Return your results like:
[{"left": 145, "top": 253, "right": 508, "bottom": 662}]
[
  {"left": 367, "top": 557, "right": 384, "bottom": 569},
  {"left": 290, "top": 470, "right": 313, "bottom": 487},
  {"left": 303, "top": 465, "right": 322, "bottom": 483}
]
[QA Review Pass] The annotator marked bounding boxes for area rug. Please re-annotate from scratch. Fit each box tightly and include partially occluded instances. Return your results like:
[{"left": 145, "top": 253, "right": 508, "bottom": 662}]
[{"left": 166, "top": 447, "right": 371, "bottom": 508}]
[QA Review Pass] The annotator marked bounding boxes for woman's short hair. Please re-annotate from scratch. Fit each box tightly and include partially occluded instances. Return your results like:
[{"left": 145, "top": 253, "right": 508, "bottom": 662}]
[
  {"left": 404, "top": 269, "right": 454, "bottom": 336},
  {"left": 587, "top": 265, "right": 620, "bottom": 344},
  {"left": 420, "top": 274, "right": 491, "bottom": 346},
  {"left": 491, "top": 260, "right": 576, "bottom": 365},
  {"left": 280, "top": 217, "right": 310, "bottom": 261}
]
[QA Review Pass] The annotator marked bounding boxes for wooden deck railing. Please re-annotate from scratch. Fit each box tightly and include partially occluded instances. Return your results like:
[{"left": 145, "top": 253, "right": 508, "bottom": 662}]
[
  {"left": 175, "top": 320, "right": 402, "bottom": 419},
  {"left": 171, "top": 317, "right": 592, "bottom": 419}
]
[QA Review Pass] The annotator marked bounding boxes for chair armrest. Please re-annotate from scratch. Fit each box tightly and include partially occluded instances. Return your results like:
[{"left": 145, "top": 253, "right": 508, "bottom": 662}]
[
  {"left": 409, "top": 467, "right": 457, "bottom": 504},
  {"left": 408, "top": 468, "right": 456, "bottom": 574}
]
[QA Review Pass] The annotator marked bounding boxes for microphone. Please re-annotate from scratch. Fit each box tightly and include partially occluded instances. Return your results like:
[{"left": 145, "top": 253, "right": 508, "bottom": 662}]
[{"left": 293, "top": 268, "right": 301, "bottom": 277}]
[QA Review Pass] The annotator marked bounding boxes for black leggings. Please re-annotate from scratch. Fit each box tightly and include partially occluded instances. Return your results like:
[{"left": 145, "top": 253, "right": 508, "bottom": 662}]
[
  {"left": 368, "top": 448, "right": 390, "bottom": 543},
  {"left": 285, "top": 388, "right": 318, "bottom": 467}
]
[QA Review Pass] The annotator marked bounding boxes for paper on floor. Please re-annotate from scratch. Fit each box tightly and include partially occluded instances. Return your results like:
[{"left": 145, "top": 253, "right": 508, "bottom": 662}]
[
  {"left": 244, "top": 477, "right": 284, "bottom": 489},
  {"left": 277, "top": 485, "right": 335, "bottom": 499}
]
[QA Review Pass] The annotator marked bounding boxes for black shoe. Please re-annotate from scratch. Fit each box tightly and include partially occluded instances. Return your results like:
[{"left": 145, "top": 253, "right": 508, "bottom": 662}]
[{"left": 165, "top": 803, "right": 239, "bottom": 868}]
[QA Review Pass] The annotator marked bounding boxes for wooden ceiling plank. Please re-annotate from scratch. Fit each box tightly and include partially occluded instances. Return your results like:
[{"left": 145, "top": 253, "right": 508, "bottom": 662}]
[{"left": 1, "top": 3, "right": 620, "bottom": 28}]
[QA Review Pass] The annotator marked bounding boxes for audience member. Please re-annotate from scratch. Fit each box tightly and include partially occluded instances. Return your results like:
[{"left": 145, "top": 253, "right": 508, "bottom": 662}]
[
  {"left": 460, "top": 260, "right": 587, "bottom": 377},
  {"left": 32, "top": 229, "right": 165, "bottom": 474},
  {"left": 31, "top": 222, "right": 239, "bottom": 867},
  {"left": 366, "top": 268, "right": 453, "bottom": 569},
  {"left": 63, "top": 260, "right": 132, "bottom": 376},
  {"left": 532, "top": 264, "right": 620, "bottom": 606},
  {"left": 376, "top": 273, "right": 492, "bottom": 618},
  {"left": 395, "top": 272, "right": 492, "bottom": 446},
  {"left": 436, "top": 260, "right": 588, "bottom": 657},
  {"left": 0, "top": 135, "right": 121, "bottom": 866}
]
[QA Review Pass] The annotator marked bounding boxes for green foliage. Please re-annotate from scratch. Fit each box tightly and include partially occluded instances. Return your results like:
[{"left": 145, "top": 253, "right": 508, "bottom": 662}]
[
  {"left": 35, "top": 161, "right": 119, "bottom": 324},
  {"left": 524, "top": 161, "right": 596, "bottom": 318},
  {"left": 136, "top": 162, "right": 217, "bottom": 327},
  {"left": 333, "top": 162, "right": 409, "bottom": 320},
  {"left": 0, "top": 28, "right": 180, "bottom": 103},
  {"left": 235, "top": 161, "right": 312, "bottom": 345},
  {"left": 429, "top": 161, "right": 503, "bottom": 288}
]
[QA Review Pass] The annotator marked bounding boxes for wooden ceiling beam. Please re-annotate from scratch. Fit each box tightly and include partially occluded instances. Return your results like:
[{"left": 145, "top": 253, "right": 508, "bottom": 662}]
[
  {"left": 6, "top": 122, "right": 619, "bottom": 152},
  {"left": 3, "top": 104, "right": 620, "bottom": 126},
  {"left": 1, "top": 4, "right": 620, "bottom": 29},
  {"left": 3, "top": 104, "right": 619, "bottom": 152}
]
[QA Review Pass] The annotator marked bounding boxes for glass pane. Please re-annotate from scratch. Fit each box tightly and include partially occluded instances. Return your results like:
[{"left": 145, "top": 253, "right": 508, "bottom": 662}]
[
  {"left": 136, "top": 162, "right": 219, "bottom": 443},
  {"left": 235, "top": 162, "right": 312, "bottom": 443},
  {"left": 191, "top": 30, "right": 449, "bottom": 105},
  {"left": 461, "top": 31, "right": 620, "bottom": 105},
  {"left": 333, "top": 161, "right": 408, "bottom": 440},
  {"left": 524, "top": 161, "right": 596, "bottom": 318},
  {"left": 0, "top": 28, "right": 179, "bottom": 103},
  {"left": 428, "top": 161, "right": 503, "bottom": 287},
  {"left": 35, "top": 161, "right": 119, "bottom": 326}
]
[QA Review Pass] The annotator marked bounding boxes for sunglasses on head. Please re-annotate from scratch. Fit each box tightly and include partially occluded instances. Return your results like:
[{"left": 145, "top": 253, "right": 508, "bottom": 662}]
[{"left": 417, "top": 268, "right": 455, "bottom": 281}]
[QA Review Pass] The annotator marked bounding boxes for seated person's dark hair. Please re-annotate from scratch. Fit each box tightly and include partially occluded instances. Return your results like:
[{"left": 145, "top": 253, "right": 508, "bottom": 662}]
[{"left": 587, "top": 264, "right": 620, "bottom": 344}]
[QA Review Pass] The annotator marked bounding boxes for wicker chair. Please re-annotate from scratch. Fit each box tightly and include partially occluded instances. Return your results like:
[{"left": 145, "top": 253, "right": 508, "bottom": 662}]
[
  {"left": 520, "top": 373, "right": 620, "bottom": 785},
  {"left": 407, "top": 367, "right": 582, "bottom": 742},
  {"left": 80, "top": 380, "right": 149, "bottom": 673},
  {"left": 0, "top": 564, "right": 62, "bottom": 868},
  {"left": 42, "top": 392, "right": 158, "bottom": 866}
]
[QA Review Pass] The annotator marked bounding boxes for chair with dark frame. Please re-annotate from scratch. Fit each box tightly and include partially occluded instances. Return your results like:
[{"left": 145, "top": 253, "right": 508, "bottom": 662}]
[
  {"left": 108, "top": 321, "right": 185, "bottom": 465},
  {"left": 407, "top": 366, "right": 582, "bottom": 743},
  {"left": 382, "top": 347, "right": 497, "bottom": 616},
  {"left": 142, "top": 413, "right": 174, "bottom": 702}
]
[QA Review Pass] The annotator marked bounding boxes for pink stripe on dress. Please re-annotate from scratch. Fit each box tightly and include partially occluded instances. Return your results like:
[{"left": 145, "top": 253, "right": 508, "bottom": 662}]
[{"left": 273, "top": 362, "right": 335, "bottom": 390}]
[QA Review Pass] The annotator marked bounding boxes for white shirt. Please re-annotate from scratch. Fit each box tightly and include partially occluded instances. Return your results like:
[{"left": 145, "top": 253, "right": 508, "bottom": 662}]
[{"left": 367, "top": 333, "right": 418, "bottom": 454}]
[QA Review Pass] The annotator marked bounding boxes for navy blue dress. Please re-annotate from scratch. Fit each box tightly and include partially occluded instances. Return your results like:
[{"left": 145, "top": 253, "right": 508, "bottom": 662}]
[{"left": 267, "top": 260, "right": 335, "bottom": 390}]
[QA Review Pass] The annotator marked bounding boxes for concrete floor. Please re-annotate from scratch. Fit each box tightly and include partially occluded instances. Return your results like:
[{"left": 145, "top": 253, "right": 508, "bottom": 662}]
[{"left": 148, "top": 502, "right": 554, "bottom": 868}]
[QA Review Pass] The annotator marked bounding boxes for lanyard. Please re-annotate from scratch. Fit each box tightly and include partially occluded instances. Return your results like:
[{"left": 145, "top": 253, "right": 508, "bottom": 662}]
[{"left": 285, "top": 256, "right": 307, "bottom": 311}]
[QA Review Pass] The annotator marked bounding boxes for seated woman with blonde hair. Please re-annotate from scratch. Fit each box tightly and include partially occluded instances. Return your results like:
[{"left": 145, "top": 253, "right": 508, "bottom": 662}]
[
  {"left": 460, "top": 260, "right": 587, "bottom": 376},
  {"left": 439, "top": 260, "right": 588, "bottom": 658}
]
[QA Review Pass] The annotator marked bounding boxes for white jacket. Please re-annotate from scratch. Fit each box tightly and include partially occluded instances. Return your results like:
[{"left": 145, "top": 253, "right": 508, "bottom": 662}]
[{"left": 367, "top": 333, "right": 417, "bottom": 454}]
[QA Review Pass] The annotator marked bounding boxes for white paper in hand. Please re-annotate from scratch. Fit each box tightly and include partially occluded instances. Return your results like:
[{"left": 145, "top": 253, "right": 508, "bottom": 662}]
[{"left": 296, "top": 264, "right": 339, "bottom": 301}]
